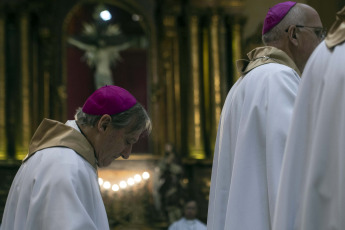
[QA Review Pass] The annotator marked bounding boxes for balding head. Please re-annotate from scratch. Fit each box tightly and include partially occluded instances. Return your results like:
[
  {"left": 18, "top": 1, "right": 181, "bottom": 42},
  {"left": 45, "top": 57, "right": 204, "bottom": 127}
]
[
  {"left": 262, "top": 3, "right": 304, "bottom": 45},
  {"left": 262, "top": 3, "right": 323, "bottom": 73}
]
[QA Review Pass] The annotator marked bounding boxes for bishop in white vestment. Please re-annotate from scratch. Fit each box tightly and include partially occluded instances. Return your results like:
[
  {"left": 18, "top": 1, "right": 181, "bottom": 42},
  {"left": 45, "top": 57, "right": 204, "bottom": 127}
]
[
  {"left": 207, "top": 2, "right": 323, "bottom": 229},
  {"left": 0, "top": 85, "right": 152, "bottom": 230}
]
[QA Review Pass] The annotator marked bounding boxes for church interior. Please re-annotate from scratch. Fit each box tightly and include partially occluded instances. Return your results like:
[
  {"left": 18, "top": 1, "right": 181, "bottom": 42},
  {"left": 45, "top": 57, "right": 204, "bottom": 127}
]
[{"left": 0, "top": 0, "right": 343, "bottom": 229}]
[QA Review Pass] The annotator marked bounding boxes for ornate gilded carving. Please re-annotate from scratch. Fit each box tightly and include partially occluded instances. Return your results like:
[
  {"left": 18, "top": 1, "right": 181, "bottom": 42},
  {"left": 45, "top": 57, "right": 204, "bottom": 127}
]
[
  {"left": 219, "top": 0, "right": 244, "bottom": 8},
  {"left": 0, "top": 17, "right": 6, "bottom": 160},
  {"left": 43, "top": 72, "right": 50, "bottom": 118},
  {"left": 231, "top": 18, "right": 242, "bottom": 81},
  {"left": 189, "top": 15, "right": 205, "bottom": 159},
  {"left": 209, "top": 14, "right": 222, "bottom": 153},
  {"left": 162, "top": 15, "right": 182, "bottom": 153},
  {"left": 17, "top": 13, "right": 31, "bottom": 159}
]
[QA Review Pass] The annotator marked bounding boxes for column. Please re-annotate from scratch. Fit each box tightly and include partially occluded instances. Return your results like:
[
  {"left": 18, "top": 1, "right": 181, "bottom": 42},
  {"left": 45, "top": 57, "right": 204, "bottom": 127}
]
[
  {"left": 231, "top": 17, "right": 242, "bottom": 82},
  {"left": 209, "top": 14, "right": 222, "bottom": 154},
  {"left": 162, "top": 15, "right": 181, "bottom": 151},
  {"left": 17, "top": 13, "right": 31, "bottom": 159},
  {"left": 0, "top": 16, "right": 6, "bottom": 160},
  {"left": 188, "top": 15, "right": 205, "bottom": 159}
]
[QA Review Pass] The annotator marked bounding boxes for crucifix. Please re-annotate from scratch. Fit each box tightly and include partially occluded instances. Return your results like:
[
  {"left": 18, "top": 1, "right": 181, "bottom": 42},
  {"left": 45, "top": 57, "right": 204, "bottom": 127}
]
[{"left": 68, "top": 5, "right": 130, "bottom": 89}]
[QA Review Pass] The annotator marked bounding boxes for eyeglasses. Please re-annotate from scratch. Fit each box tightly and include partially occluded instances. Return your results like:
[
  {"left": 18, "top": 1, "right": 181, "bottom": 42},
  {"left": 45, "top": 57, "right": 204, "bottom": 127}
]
[{"left": 285, "top": 25, "right": 327, "bottom": 40}]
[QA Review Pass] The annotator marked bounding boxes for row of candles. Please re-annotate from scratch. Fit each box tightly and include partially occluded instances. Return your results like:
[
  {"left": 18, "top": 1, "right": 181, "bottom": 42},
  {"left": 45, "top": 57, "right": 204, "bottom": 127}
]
[{"left": 98, "top": 171, "right": 150, "bottom": 192}]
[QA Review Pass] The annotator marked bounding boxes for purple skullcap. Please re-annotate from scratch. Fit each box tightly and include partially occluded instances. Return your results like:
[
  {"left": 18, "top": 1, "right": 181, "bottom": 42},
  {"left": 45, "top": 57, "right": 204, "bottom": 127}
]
[
  {"left": 82, "top": 85, "right": 137, "bottom": 115},
  {"left": 262, "top": 1, "right": 297, "bottom": 34}
]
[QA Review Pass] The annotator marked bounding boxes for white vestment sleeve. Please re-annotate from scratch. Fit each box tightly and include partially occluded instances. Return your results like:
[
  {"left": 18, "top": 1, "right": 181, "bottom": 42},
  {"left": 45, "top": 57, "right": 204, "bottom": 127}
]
[{"left": 1, "top": 148, "right": 109, "bottom": 230}]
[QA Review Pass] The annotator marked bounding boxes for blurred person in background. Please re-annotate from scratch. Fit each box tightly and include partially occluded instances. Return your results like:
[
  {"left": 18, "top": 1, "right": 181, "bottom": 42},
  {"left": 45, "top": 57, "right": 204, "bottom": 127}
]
[{"left": 169, "top": 200, "right": 207, "bottom": 230}]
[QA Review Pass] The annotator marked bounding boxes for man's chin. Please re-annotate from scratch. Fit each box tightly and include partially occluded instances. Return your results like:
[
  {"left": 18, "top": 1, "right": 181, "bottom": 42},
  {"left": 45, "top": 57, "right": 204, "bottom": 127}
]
[
  {"left": 97, "top": 160, "right": 111, "bottom": 168},
  {"left": 97, "top": 155, "right": 122, "bottom": 168}
]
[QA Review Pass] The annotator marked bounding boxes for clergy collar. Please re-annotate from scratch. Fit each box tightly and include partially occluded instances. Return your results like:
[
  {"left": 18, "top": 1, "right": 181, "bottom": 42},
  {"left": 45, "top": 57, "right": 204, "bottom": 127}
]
[
  {"left": 236, "top": 46, "right": 301, "bottom": 76},
  {"left": 325, "top": 6, "right": 345, "bottom": 48},
  {"left": 23, "top": 119, "right": 97, "bottom": 170}
]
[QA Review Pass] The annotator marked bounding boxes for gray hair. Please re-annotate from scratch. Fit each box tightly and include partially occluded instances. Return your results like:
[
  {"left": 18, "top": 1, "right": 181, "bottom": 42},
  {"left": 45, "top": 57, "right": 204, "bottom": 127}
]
[
  {"left": 75, "top": 103, "right": 152, "bottom": 135},
  {"left": 262, "top": 3, "right": 304, "bottom": 45}
]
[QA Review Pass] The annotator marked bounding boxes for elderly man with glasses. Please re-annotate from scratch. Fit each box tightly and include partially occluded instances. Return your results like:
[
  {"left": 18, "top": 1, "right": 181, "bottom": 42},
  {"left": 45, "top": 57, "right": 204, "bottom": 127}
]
[{"left": 207, "top": 2, "right": 324, "bottom": 230}]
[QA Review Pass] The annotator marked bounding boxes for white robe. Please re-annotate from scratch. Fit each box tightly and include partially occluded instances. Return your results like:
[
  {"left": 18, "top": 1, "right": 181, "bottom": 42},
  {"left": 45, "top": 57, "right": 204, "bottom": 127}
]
[
  {"left": 169, "top": 218, "right": 207, "bottom": 230},
  {"left": 273, "top": 41, "right": 345, "bottom": 230},
  {"left": 207, "top": 63, "right": 300, "bottom": 230},
  {"left": 0, "top": 120, "right": 109, "bottom": 230}
]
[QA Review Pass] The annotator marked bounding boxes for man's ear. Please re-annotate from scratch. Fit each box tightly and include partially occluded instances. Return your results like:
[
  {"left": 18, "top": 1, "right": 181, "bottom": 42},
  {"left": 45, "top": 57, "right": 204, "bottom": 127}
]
[
  {"left": 288, "top": 26, "right": 298, "bottom": 46},
  {"left": 97, "top": 114, "right": 112, "bottom": 132}
]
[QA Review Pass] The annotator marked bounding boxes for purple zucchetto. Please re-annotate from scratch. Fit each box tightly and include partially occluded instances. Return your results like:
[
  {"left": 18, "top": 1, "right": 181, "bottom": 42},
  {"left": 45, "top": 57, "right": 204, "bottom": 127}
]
[
  {"left": 82, "top": 85, "right": 137, "bottom": 115},
  {"left": 262, "top": 1, "right": 297, "bottom": 34}
]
